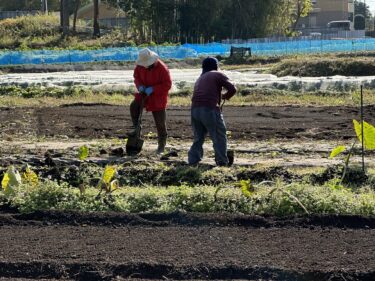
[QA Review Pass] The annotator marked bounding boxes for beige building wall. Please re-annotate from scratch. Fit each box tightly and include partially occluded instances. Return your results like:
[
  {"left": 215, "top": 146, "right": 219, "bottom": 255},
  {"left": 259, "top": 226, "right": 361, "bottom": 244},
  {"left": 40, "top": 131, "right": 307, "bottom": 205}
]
[{"left": 297, "top": 0, "right": 353, "bottom": 30}]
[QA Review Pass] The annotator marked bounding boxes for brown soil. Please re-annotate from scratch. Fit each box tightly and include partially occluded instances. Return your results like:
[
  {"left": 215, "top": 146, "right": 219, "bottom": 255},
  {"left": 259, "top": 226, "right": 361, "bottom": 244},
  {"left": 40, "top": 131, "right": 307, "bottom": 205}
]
[
  {"left": 1, "top": 105, "right": 374, "bottom": 140},
  {"left": 0, "top": 210, "right": 374, "bottom": 281}
]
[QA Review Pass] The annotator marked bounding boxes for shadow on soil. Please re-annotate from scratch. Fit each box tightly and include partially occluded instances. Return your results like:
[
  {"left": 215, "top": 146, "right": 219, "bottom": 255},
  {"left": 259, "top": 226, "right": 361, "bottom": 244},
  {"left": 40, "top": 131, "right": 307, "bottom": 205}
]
[
  {"left": 0, "top": 261, "right": 373, "bottom": 281},
  {"left": 0, "top": 209, "right": 374, "bottom": 229}
]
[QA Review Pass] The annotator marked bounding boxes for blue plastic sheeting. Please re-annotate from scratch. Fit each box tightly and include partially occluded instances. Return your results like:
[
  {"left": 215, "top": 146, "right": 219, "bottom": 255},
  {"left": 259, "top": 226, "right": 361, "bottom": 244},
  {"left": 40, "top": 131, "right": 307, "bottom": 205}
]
[
  {"left": 2, "top": 39, "right": 375, "bottom": 66},
  {"left": 0, "top": 46, "right": 198, "bottom": 66},
  {"left": 183, "top": 39, "right": 375, "bottom": 56}
]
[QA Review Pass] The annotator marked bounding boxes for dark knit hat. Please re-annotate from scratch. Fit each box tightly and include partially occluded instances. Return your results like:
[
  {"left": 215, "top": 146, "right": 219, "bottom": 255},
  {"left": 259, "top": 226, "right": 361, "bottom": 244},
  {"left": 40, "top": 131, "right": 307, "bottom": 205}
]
[{"left": 202, "top": 57, "right": 219, "bottom": 74}]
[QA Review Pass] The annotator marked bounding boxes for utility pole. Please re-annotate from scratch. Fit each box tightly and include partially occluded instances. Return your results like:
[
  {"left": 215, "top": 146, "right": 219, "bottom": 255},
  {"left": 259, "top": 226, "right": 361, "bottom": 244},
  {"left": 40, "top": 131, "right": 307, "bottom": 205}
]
[{"left": 363, "top": 0, "right": 367, "bottom": 30}]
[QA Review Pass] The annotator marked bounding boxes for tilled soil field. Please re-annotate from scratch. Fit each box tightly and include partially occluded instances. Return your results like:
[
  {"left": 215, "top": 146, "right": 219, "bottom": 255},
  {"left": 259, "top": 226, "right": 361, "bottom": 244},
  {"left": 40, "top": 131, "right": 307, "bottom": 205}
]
[
  {"left": 1, "top": 104, "right": 375, "bottom": 280},
  {"left": 0, "top": 104, "right": 374, "bottom": 140},
  {"left": 0, "top": 211, "right": 374, "bottom": 281}
]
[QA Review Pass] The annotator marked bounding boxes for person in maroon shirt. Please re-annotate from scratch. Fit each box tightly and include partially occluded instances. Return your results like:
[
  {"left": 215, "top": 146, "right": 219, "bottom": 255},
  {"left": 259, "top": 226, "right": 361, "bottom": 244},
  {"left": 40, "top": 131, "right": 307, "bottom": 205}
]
[
  {"left": 130, "top": 48, "right": 172, "bottom": 154},
  {"left": 188, "top": 57, "right": 237, "bottom": 166}
]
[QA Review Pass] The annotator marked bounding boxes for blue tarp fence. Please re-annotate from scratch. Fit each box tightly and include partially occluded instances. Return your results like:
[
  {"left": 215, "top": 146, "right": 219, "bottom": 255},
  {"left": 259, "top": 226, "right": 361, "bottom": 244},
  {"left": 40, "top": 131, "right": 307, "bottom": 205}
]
[{"left": 1, "top": 38, "right": 375, "bottom": 66}]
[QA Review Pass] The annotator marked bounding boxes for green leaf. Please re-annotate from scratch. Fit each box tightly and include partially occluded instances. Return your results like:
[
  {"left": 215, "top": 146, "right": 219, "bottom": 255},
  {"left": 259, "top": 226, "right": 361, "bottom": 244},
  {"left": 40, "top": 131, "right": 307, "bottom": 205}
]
[
  {"left": 102, "top": 166, "right": 116, "bottom": 186},
  {"left": 2, "top": 166, "right": 22, "bottom": 193},
  {"left": 22, "top": 166, "right": 38, "bottom": 187},
  {"left": 329, "top": 145, "right": 346, "bottom": 158},
  {"left": 1, "top": 173, "right": 10, "bottom": 192},
  {"left": 353, "top": 120, "right": 375, "bottom": 150},
  {"left": 240, "top": 179, "right": 253, "bottom": 198},
  {"left": 78, "top": 145, "right": 89, "bottom": 160}
]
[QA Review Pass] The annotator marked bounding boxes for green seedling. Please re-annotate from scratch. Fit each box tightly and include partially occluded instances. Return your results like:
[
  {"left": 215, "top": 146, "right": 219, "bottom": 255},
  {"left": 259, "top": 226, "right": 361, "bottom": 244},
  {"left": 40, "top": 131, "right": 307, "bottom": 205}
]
[
  {"left": 78, "top": 145, "right": 89, "bottom": 160},
  {"left": 2, "top": 166, "right": 22, "bottom": 194},
  {"left": 240, "top": 179, "right": 254, "bottom": 197},
  {"left": 330, "top": 120, "right": 375, "bottom": 183},
  {"left": 22, "top": 165, "right": 39, "bottom": 187},
  {"left": 2, "top": 165, "right": 38, "bottom": 195},
  {"left": 76, "top": 145, "right": 90, "bottom": 194},
  {"left": 97, "top": 165, "right": 118, "bottom": 196}
]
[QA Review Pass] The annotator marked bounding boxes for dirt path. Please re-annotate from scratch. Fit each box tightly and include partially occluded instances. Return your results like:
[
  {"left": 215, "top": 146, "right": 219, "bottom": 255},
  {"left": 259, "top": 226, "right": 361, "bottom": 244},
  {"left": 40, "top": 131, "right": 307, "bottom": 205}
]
[
  {"left": 0, "top": 211, "right": 374, "bottom": 281},
  {"left": 1, "top": 105, "right": 374, "bottom": 140}
]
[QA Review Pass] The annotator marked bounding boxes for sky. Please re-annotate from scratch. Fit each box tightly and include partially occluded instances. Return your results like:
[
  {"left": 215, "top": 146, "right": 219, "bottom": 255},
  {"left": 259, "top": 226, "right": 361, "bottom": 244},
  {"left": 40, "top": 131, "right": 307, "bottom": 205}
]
[{"left": 365, "top": 0, "right": 375, "bottom": 13}]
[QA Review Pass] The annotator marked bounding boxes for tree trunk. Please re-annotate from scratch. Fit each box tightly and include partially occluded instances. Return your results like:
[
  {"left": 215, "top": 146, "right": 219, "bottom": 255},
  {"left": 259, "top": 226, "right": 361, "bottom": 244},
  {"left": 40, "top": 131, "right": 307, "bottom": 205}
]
[
  {"left": 61, "top": 0, "right": 70, "bottom": 37},
  {"left": 60, "top": 0, "right": 63, "bottom": 30},
  {"left": 41, "top": 0, "right": 48, "bottom": 13},
  {"left": 93, "top": 0, "right": 100, "bottom": 38},
  {"left": 73, "top": 0, "right": 81, "bottom": 33}
]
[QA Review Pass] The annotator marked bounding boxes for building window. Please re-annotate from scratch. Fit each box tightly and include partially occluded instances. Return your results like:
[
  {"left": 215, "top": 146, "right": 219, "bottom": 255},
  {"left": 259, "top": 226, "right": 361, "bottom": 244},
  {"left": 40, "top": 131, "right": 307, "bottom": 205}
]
[{"left": 349, "top": 12, "right": 354, "bottom": 21}]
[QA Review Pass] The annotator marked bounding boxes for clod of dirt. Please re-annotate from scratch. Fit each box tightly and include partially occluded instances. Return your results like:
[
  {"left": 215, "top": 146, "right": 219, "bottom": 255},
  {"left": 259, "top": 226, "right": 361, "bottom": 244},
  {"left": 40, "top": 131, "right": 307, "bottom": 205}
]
[
  {"left": 160, "top": 150, "right": 179, "bottom": 160},
  {"left": 44, "top": 155, "right": 56, "bottom": 167},
  {"left": 110, "top": 147, "right": 124, "bottom": 157},
  {"left": 237, "top": 166, "right": 296, "bottom": 183},
  {"left": 99, "top": 148, "right": 108, "bottom": 155}
]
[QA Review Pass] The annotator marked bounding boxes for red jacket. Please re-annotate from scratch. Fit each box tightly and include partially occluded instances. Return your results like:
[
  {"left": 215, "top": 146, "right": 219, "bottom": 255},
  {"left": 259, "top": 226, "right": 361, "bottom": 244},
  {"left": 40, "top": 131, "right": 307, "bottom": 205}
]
[{"left": 134, "top": 59, "right": 172, "bottom": 112}]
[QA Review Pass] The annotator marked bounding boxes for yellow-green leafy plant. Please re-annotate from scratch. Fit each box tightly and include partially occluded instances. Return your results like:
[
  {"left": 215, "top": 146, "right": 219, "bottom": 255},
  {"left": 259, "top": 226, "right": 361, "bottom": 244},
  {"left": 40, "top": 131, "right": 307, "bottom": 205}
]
[
  {"left": 97, "top": 165, "right": 118, "bottom": 195},
  {"left": 2, "top": 165, "right": 39, "bottom": 195},
  {"left": 2, "top": 166, "right": 22, "bottom": 194},
  {"left": 78, "top": 145, "right": 89, "bottom": 161},
  {"left": 330, "top": 120, "right": 375, "bottom": 183},
  {"left": 22, "top": 165, "right": 39, "bottom": 187},
  {"left": 240, "top": 179, "right": 254, "bottom": 197},
  {"left": 76, "top": 145, "right": 90, "bottom": 195}
]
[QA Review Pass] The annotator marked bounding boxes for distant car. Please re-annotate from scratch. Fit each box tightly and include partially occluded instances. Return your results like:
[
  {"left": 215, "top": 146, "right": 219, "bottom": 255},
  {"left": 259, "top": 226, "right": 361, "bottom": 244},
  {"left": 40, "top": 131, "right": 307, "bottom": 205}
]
[
  {"left": 310, "top": 32, "right": 322, "bottom": 37},
  {"left": 327, "top": 20, "right": 351, "bottom": 31}
]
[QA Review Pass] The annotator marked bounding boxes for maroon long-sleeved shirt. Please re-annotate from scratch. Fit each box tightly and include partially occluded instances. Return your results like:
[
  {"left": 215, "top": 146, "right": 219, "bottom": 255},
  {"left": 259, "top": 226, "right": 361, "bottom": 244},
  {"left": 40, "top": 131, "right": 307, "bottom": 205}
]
[{"left": 192, "top": 71, "right": 237, "bottom": 110}]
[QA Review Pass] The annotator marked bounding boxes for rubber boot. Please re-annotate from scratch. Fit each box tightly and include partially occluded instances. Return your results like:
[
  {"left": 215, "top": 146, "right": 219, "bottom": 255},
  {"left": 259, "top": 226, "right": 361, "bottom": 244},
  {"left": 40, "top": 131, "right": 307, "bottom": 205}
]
[{"left": 157, "top": 135, "right": 167, "bottom": 154}]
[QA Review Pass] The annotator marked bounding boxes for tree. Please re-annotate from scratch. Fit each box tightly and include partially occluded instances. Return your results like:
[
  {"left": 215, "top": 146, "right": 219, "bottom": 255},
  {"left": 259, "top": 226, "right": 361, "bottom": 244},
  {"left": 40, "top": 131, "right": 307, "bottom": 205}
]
[
  {"left": 292, "top": 0, "right": 313, "bottom": 30},
  {"left": 61, "top": 0, "right": 70, "bottom": 36},
  {"left": 354, "top": 0, "right": 371, "bottom": 30},
  {"left": 110, "top": 0, "right": 311, "bottom": 43},
  {"left": 72, "top": 0, "right": 81, "bottom": 33},
  {"left": 93, "top": 0, "right": 100, "bottom": 37},
  {"left": 0, "top": 0, "right": 60, "bottom": 11}
]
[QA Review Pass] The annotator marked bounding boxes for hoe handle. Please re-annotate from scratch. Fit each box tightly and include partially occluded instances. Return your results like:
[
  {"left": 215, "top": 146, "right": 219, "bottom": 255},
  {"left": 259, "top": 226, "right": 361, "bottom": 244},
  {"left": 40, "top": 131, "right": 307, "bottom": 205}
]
[
  {"left": 135, "top": 95, "right": 146, "bottom": 136},
  {"left": 220, "top": 99, "right": 226, "bottom": 112}
]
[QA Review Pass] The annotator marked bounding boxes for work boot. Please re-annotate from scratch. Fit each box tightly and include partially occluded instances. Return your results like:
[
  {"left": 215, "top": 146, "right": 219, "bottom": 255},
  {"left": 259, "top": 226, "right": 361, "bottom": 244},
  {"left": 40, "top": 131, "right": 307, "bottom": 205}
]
[{"left": 156, "top": 135, "right": 167, "bottom": 154}]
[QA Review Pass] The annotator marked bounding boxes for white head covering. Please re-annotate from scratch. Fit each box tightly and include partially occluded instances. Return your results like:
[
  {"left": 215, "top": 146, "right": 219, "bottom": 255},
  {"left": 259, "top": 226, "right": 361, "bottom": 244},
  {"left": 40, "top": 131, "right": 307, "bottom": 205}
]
[{"left": 136, "top": 48, "right": 159, "bottom": 67}]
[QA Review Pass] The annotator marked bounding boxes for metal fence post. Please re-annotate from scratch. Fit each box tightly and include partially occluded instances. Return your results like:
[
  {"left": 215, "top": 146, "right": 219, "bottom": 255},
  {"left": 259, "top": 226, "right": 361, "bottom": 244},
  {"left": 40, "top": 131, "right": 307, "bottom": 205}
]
[{"left": 360, "top": 85, "right": 365, "bottom": 173}]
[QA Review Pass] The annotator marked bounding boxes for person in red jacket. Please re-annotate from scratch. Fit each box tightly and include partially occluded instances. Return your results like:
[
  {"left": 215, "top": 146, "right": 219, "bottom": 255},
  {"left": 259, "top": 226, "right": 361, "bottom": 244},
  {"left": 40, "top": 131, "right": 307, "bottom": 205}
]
[{"left": 130, "top": 48, "right": 172, "bottom": 154}]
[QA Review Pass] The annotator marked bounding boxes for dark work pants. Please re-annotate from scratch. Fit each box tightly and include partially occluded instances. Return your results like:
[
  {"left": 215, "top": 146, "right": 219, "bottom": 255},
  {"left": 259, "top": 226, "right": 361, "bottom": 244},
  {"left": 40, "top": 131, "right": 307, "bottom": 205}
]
[
  {"left": 188, "top": 106, "right": 228, "bottom": 166},
  {"left": 130, "top": 99, "right": 167, "bottom": 139}
]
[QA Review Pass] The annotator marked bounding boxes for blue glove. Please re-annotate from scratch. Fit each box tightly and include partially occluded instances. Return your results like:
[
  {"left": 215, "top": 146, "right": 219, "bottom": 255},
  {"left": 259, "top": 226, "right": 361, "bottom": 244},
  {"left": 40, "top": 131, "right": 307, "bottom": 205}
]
[
  {"left": 145, "top": 86, "right": 154, "bottom": 96},
  {"left": 138, "top": 85, "right": 145, "bottom": 93}
]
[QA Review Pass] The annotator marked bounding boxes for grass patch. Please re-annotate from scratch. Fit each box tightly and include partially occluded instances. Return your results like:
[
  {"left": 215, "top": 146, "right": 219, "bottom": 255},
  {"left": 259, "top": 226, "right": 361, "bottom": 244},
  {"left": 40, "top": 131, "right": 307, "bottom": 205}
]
[
  {"left": 0, "top": 14, "right": 136, "bottom": 50},
  {"left": 1, "top": 180, "right": 374, "bottom": 216},
  {"left": 270, "top": 56, "right": 375, "bottom": 77},
  {"left": 2, "top": 85, "right": 375, "bottom": 107}
]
